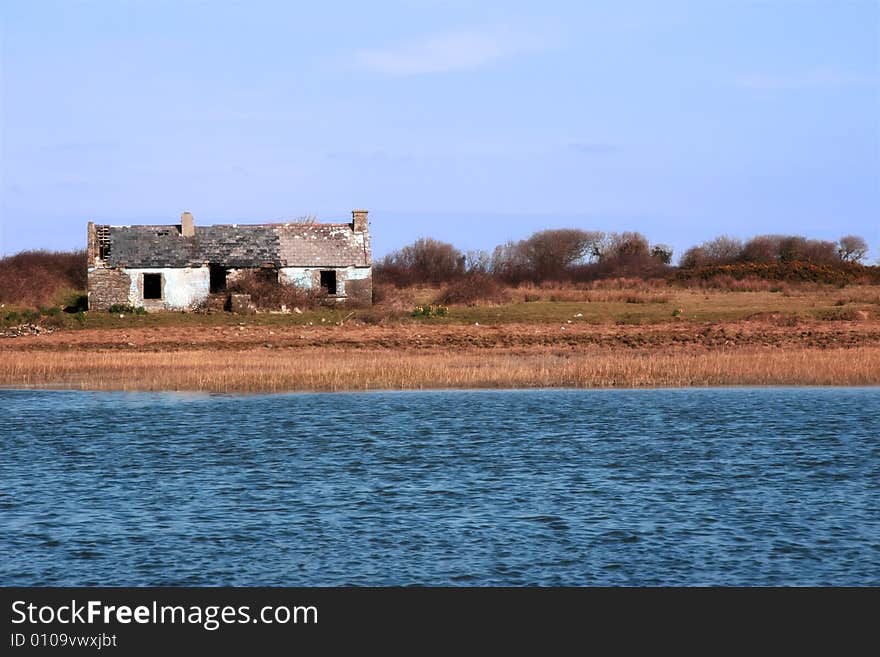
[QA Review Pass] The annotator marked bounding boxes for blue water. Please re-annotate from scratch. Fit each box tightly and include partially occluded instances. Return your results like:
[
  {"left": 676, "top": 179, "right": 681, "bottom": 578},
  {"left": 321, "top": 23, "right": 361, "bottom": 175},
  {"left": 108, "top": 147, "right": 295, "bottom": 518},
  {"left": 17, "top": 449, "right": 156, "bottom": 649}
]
[{"left": 1, "top": 388, "right": 878, "bottom": 586}]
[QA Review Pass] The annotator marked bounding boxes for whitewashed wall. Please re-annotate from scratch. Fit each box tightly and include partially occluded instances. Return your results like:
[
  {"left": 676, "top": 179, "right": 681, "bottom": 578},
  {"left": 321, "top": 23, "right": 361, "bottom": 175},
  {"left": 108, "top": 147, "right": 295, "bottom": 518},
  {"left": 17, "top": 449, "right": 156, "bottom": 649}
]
[
  {"left": 280, "top": 266, "right": 370, "bottom": 296},
  {"left": 125, "top": 266, "right": 210, "bottom": 310},
  {"left": 119, "top": 264, "right": 370, "bottom": 311}
]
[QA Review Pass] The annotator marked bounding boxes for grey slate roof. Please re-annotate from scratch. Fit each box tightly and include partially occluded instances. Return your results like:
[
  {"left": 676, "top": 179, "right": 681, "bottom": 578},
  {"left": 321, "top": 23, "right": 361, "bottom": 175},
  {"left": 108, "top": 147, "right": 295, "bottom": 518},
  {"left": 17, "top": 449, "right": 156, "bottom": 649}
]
[{"left": 106, "top": 223, "right": 371, "bottom": 269}]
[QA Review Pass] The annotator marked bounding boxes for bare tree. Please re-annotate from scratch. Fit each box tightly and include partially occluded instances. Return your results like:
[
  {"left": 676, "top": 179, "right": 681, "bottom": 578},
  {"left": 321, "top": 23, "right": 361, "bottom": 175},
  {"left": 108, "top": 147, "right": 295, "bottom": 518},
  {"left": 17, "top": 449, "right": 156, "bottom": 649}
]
[
  {"left": 776, "top": 236, "right": 839, "bottom": 264},
  {"left": 741, "top": 235, "right": 784, "bottom": 263},
  {"left": 838, "top": 235, "right": 869, "bottom": 263},
  {"left": 599, "top": 232, "right": 650, "bottom": 260},
  {"left": 650, "top": 244, "right": 674, "bottom": 264},
  {"left": 521, "top": 229, "right": 605, "bottom": 279},
  {"left": 798, "top": 238, "right": 839, "bottom": 264},
  {"left": 464, "top": 249, "right": 492, "bottom": 274},
  {"left": 377, "top": 237, "right": 465, "bottom": 286},
  {"left": 679, "top": 246, "right": 708, "bottom": 268},
  {"left": 491, "top": 229, "right": 604, "bottom": 282},
  {"left": 491, "top": 241, "right": 531, "bottom": 282},
  {"left": 679, "top": 235, "right": 742, "bottom": 266},
  {"left": 739, "top": 234, "right": 839, "bottom": 264},
  {"left": 702, "top": 236, "right": 743, "bottom": 263}
]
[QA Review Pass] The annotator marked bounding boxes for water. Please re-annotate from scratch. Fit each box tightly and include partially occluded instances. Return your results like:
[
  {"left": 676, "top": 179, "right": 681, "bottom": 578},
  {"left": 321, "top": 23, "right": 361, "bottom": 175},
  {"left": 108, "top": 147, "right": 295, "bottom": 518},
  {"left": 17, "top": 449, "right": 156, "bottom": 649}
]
[{"left": 1, "top": 388, "right": 878, "bottom": 586}]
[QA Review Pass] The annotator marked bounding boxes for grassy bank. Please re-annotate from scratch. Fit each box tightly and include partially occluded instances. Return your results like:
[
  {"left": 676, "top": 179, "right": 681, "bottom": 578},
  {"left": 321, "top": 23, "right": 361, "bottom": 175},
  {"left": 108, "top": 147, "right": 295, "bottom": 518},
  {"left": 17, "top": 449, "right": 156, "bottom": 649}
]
[
  {"left": 3, "top": 284, "right": 879, "bottom": 331},
  {"left": 2, "top": 346, "right": 878, "bottom": 392},
  {"left": 3, "top": 282, "right": 879, "bottom": 392}
]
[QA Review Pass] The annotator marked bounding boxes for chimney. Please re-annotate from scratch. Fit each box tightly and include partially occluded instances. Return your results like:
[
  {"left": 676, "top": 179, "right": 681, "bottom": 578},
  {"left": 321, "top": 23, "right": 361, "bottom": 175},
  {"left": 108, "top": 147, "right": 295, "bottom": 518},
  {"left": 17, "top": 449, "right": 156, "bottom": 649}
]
[
  {"left": 351, "top": 209, "right": 368, "bottom": 233},
  {"left": 180, "top": 211, "right": 195, "bottom": 237}
]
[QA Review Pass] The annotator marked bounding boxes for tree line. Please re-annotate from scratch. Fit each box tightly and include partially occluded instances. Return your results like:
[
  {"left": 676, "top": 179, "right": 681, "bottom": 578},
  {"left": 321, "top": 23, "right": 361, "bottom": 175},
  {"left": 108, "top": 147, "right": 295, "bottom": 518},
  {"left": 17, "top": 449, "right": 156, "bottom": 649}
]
[
  {"left": 681, "top": 234, "right": 869, "bottom": 268},
  {"left": 376, "top": 230, "right": 873, "bottom": 287}
]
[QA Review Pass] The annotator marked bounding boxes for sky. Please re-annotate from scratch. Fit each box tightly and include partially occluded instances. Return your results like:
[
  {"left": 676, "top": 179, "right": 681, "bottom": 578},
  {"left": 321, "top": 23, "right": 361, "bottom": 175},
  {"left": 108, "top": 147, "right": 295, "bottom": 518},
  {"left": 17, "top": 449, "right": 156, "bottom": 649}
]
[{"left": 1, "top": 0, "right": 878, "bottom": 262}]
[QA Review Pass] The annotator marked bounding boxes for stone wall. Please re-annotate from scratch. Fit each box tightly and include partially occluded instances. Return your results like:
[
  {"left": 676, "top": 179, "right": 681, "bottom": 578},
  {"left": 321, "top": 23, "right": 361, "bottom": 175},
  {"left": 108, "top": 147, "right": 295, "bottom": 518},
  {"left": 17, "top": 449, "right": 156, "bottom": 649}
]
[{"left": 87, "top": 268, "right": 131, "bottom": 310}]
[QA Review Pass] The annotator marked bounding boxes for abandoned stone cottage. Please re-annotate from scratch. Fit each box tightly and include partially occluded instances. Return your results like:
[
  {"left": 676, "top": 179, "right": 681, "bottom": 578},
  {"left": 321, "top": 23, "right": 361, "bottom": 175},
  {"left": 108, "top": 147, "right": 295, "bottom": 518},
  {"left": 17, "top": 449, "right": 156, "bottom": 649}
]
[{"left": 86, "top": 210, "right": 372, "bottom": 311}]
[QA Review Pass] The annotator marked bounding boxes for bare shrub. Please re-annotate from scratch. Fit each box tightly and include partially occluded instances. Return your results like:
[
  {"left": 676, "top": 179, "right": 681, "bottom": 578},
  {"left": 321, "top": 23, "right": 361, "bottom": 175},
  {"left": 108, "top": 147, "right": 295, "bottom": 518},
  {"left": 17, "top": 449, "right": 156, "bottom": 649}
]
[
  {"left": 672, "top": 262, "right": 880, "bottom": 287},
  {"left": 587, "top": 277, "right": 655, "bottom": 290},
  {"left": 564, "top": 232, "right": 672, "bottom": 280},
  {"left": 838, "top": 291, "right": 880, "bottom": 305},
  {"left": 434, "top": 273, "right": 510, "bottom": 306},
  {"left": 680, "top": 234, "right": 846, "bottom": 268},
  {"left": 680, "top": 236, "right": 743, "bottom": 267},
  {"left": 226, "top": 270, "right": 317, "bottom": 310},
  {"left": 492, "top": 229, "right": 604, "bottom": 283},
  {"left": 371, "top": 282, "right": 390, "bottom": 305},
  {"left": 683, "top": 275, "right": 772, "bottom": 292},
  {"left": 490, "top": 241, "right": 531, "bottom": 284},
  {"left": 833, "top": 308, "right": 873, "bottom": 321},
  {"left": 574, "top": 254, "right": 669, "bottom": 281},
  {"left": 739, "top": 235, "right": 842, "bottom": 265},
  {"left": 583, "top": 290, "right": 671, "bottom": 304},
  {"left": 355, "top": 307, "right": 406, "bottom": 325},
  {"left": 376, "top": 238, "right": 465, "bottom": 287},
  {"left": 741, "top": 235, "right": 783, "bottom": 263},
  {"left": 707, "top": 236, "right": 744, "bottom": 263},
  {"left": 778, "top": 236, "right": 839, "bottom": 264},
  {"left": 680, "top": 246, "right": 709, "bottom": 268},
  {"left": 0, "top": 250, "right": 87, "bottom": 307},
  {"left": 522, "top": 229, "right": 604, "bottom": 280},
  {"left": 368, "top": 285, "right": 421, "bottom": 312},
  {"left": 597, "top": 232, "right": 651, "bottom": 259},
  {"left": 548, "top": 289, "right": 591, "bottom": 302}
]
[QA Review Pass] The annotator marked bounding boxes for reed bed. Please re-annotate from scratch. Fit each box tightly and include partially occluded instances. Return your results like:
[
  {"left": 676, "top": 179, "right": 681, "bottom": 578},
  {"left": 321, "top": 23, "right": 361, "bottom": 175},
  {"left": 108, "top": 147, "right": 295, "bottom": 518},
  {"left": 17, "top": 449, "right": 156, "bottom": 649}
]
[{"left": 2, "top": 346, "right": 878, "bottom": 393}]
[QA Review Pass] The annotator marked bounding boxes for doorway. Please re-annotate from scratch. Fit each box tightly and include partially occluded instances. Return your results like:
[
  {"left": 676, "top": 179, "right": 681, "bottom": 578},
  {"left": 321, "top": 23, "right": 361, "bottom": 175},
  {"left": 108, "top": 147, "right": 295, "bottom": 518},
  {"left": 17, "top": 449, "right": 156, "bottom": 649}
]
[
  {"left": 320, "top": 270, "right": 337, "bottom": 295},
  {"left": 210, "top": 264, "right": 228, "bottom": 293}
]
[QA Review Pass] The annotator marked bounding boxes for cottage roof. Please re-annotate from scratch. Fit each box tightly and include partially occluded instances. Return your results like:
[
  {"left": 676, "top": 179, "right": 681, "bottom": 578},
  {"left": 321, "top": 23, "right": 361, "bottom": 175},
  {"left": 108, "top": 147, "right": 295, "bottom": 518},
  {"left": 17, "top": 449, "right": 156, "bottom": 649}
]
[{"left": 104, "top": 222, "right": 371, "bottom": 269}]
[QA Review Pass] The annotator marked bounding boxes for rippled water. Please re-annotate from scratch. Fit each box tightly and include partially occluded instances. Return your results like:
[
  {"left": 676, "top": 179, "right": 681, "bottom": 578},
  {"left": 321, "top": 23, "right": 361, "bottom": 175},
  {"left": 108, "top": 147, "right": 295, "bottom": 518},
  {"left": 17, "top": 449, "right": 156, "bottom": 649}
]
[{"left": 1, "top": 388, "right": 878, "bottom": 586}]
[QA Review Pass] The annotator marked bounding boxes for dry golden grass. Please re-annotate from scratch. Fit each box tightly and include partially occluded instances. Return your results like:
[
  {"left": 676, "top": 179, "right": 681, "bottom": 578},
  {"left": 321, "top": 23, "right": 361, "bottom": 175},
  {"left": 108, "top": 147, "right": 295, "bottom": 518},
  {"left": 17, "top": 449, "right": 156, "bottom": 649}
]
[{"left": 2, "top": 346, "right": 878, "bottom": 392}]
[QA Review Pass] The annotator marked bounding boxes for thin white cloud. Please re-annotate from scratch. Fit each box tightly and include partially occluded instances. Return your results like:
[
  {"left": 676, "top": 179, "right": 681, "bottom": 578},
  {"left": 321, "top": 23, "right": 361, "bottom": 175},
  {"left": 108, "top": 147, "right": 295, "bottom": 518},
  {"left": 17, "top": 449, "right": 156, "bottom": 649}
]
[
  {"left": 736, "top": 67, "right": 879, "bottom": 90},
  {"left": 353, "top": 24, "right": 552, "bottom": 76}
]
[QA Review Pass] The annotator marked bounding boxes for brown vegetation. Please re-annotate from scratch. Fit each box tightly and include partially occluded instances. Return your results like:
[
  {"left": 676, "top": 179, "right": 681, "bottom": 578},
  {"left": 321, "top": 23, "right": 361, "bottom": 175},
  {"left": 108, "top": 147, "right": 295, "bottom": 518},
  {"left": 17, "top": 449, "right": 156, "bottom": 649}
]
[
  {"left": 3, "top": 302, "right": 879, "bottom": 390},
  {"left": 1, "top": 345, "right": 877, "bottom": 392},
  {"left": 1, "top": 232, "right": 878, "bottom": 392},
  {"left": 671, "top": 262, "right": 880, "bottom": 287},
  {"left": 2, "top": 230, "right": 875, "bottom": 316},
  {"left": 225, "top": 269, "right": 318, "bottom": 310},
  {"left": 434, "top": 273, "right": 510, "bottom": 306},
  {"left": 375, "top": 228, "right": 677, "bottom": 287},
  {"left": 0, "top": 250, "right": 86, "bottom": 307},
  {"left": 681, "top": 234, "right": 871, "bottom": 268},
  {"left": 376, "top": 230, "right": 876, "bottom": 290},
  {"left": 375, "top": 237, "right": 466, "bottom": 286}
]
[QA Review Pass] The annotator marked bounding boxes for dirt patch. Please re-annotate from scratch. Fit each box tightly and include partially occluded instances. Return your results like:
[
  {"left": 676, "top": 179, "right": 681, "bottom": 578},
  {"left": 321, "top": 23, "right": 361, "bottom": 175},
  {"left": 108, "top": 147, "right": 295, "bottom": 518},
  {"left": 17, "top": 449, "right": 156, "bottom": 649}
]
[{"left": 3, "top": 319, "right": 880, "bottom": 354}]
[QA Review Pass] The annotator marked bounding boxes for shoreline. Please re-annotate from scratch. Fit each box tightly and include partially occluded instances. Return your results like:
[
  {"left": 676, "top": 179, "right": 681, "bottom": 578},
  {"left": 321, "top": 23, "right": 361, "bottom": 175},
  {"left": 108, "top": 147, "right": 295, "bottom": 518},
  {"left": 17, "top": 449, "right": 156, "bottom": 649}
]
[{"left": 2, "top": 382, "right": 879, "bottom": 395}]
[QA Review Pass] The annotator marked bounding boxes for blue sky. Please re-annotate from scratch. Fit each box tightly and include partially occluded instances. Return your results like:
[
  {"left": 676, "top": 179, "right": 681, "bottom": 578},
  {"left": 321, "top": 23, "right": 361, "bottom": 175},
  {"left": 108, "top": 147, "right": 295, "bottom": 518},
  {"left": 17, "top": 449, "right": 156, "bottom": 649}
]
[{"left": 1, "top": 0, "right": 878, "bottom": 262}]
